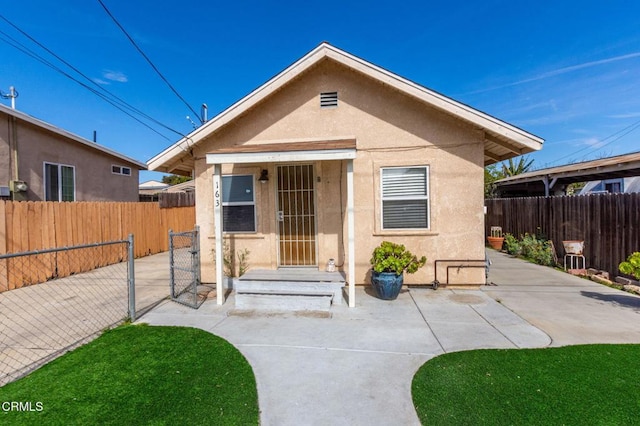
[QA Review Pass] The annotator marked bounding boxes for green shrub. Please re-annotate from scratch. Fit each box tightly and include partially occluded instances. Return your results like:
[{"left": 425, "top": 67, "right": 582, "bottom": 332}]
[
  {"left": 370, "top": 241, "right": 427, "bottom": 275},
  {"left": 503, "top": 233, "right": 521, "bottom": 255},
  {"left": 520, "top": 233, "right": 555, "bottom": 266},
  {"left": 619, "top": 252, "right": 640, "bottom": 280}
]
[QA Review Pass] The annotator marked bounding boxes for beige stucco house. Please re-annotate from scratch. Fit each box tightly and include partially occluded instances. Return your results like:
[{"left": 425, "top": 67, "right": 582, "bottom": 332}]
[
  {"left": 0, "top": 103, "right": 145, "bottom": 202},
  {"left": 148, "top": 43, "right": 543, "bottom": 306}
]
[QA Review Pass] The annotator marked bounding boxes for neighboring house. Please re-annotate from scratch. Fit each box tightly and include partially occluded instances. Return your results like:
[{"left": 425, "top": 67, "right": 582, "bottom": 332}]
[
  {"left": 579, "top": 176, "right": 640, "bottom": 195},
  {"left": 138, "top": 180, "right": 169, "bottom": 202},
  {"left": 164, "top": 179, "right": 195, "bottom": 193},
  {"left": 495, "top": 151, "right": 640, "bottom": 197},
  {"left": 148, "top": 42, "right": 543, "bottom": 305},
  {"left": 0, "top": 103, "right": 146, "bottom": 202},
  {"left": 139, "top": 180, "right": 169, "bottom": 194}
]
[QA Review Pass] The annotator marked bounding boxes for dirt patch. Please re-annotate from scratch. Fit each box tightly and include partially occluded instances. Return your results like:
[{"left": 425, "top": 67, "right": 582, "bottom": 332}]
[{"left": 449, "top": 294, "right": 485, "bottom": 305}]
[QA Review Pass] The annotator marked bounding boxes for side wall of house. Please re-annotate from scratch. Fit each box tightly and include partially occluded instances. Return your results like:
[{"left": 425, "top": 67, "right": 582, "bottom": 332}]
[
  {"left": 0, "top": 114, "right": 11, "bottom": 188},
  {"left": 7, "top": 117, "right": 139, "bottom": 202},
  {"left": 194, "top": 59, "right": 486, "bottom": 285}
]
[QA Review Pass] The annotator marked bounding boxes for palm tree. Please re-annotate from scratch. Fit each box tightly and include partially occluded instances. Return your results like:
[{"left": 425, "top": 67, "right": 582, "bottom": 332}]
[{"left": 501, "top": 156, "right": 534, "bottom": 177}]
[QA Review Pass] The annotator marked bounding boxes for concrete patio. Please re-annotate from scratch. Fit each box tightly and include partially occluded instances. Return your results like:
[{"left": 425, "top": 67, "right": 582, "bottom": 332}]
[{"left": 140, "top": 281, "right": 550, "bottom": 425}]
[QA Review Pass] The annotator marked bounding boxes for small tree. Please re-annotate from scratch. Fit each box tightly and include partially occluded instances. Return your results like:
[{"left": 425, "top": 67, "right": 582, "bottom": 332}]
[
  {"left": 162, "top": 174, "right": 193, "bottom": 185},
  {"left": 501, "top": 156, "right": 534, "bottom": 177}
]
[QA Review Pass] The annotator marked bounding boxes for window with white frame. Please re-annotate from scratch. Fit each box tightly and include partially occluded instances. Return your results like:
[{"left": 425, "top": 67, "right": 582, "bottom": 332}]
[
  {"left": 112, "top": 165, "right": 132, "bottom": 176},
  {"left": 381, "top": 166, "right": 429, "bottom": 229},
  {"left": 222, "top": 174, "right": 256, "bottom": 232},
  {"left": 44, "top": 162, "right": 75, "bottom": 201}
]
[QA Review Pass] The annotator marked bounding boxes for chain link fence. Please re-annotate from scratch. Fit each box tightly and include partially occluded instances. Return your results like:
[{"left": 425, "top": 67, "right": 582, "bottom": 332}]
[
  {"left": 169, "top": 227, "right": 205, "bottom": 308},
  {"left": 0, "top": 238, "right": 134, "bottom": 386}
]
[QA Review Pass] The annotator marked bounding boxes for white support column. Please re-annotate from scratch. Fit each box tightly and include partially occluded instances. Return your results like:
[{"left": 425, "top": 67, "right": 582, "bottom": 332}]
[
  {"left": 346, "top": 159, "right": 356, "bottom": 307},
  {"left": 213, "top": 164, "right": 224, "bottom": 305}
]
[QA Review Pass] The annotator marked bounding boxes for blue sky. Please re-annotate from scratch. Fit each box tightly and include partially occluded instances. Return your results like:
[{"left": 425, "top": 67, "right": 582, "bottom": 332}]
[{"left": 2, "top": 1, "right": 640, "bottom": 182}]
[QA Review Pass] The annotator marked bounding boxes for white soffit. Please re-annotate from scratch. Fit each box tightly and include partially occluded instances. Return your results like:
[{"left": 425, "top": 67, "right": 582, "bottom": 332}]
[{"left": 206, "top": 148, "right": 356, "bottom": 164}]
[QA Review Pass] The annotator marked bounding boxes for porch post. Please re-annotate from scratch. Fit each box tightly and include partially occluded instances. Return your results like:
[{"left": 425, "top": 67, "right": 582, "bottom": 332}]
[
  {"left": 213, "top": 164, "right": 224, "bottom": 305},
  {"left": 346, "top": 159, "right": 356, "bottom": 307}
]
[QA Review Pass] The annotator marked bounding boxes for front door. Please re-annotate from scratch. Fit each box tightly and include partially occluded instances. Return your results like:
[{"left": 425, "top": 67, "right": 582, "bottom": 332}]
[{"left": 276, "top": 164, "right": 317, "bottom": 266}]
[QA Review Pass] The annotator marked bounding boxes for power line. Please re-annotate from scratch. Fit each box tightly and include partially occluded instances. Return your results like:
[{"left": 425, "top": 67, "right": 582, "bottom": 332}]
[
  {"left": 0, "top": 15, "right": 194, "bottom": 141},
  {"left": 0, "top": 28, "right": 175, "bottom": 142},
  {"left": 97, "top": 0, "right": 203, "bottom": 123},
  {"left": 0, "top": 14, "right": 186, "bottom": 138},
  {"left": 545, "top": 117, "right": 640, "bottom": 166}
]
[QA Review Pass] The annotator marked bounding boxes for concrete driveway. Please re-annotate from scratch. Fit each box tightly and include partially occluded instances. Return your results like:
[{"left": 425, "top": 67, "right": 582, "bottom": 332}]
[{"left": 484, "top": 250, "right": 640, "bottom": 346}]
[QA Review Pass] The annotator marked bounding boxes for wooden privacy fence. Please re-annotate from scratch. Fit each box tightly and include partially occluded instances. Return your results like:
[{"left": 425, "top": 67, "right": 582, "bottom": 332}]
[
  {"left": 485, "top": 193, "right": 640, "bottom": 279},
  {"left": 0, "top": 201, "right": 195, "bottom": 292}
]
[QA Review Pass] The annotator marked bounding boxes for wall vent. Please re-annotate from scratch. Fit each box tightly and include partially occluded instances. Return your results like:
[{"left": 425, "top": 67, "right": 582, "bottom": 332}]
[{"left": 320, "top": 92, "right": 338, "bottom": 108}]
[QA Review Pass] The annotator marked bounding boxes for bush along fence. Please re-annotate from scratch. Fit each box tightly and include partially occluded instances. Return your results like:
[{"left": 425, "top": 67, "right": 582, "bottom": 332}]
[
  {"left": 0, "top": 238, "right": 135, "bottom": 386},
  {"left": 0, "top": 201, "right": 195, "bottom": 292},
  {"left": 485, "top": 193, "right": 640, "bottom": 279}
]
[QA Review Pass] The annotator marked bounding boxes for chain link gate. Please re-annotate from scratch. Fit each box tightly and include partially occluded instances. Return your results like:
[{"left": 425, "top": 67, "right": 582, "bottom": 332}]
[{"left": 169, "top": 226, "right": 204, "bottom": 308}]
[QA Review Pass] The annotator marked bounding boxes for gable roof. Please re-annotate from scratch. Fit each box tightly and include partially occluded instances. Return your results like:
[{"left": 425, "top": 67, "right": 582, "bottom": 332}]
[
  {"left": 0, "top": 103, "right": 147, "bottom": 170},
  {"left": 148, "top": 42, "right": 543, "bottom": 175}
]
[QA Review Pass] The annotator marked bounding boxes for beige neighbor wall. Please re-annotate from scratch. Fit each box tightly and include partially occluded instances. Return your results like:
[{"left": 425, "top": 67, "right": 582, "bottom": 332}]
[
  {"left": 0, "top": 112, "right": 140, "bottom": 201},
  {"left": 195, "top": 59, "right": 486, "bottom": 286}
]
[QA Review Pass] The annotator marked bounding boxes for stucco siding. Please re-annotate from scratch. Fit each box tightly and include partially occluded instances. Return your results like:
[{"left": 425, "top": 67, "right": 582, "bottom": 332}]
[
  {"left": 1, "top": 112, "right": 140, "bottom": 202},
  {"left": 196, "top": 59, "right": 486, "bottom": 285}
]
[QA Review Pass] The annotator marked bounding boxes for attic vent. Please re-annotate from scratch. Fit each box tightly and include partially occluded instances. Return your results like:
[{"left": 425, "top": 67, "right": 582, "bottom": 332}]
[{"left": 320, "top": 92, "right": 338, "bottom": 108}]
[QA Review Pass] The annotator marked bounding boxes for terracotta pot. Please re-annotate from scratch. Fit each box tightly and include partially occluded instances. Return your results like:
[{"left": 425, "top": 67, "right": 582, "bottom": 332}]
[{"left": 487, "top": 236, "right": 504, "bottom": 251}]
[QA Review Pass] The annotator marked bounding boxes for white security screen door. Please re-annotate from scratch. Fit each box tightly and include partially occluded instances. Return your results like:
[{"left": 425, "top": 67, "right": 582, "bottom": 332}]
[{"left": 276, "top": 165, "right": 317, "bottom": 266}]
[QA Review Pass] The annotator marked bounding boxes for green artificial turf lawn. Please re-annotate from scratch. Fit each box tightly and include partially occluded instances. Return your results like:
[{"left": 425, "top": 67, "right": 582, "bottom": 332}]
[
  {"left": 0, "top": 325, "right": 259, "bottom": 425},
  {"left": 412, "top": 344, "right": 640, "bottom": 425}
]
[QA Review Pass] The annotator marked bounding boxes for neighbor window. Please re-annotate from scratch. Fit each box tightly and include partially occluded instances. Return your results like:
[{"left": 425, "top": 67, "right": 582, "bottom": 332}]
[
  {"left": 112, "top": 165, "right": 132, "bottom": 176},
  {"left": 44, "top": 162, "right": 75, "bottom": 201},
  {"left": 381, "top": 166, "right": 429, "bottom": 229},
  {"left": 222, "top": 175, "right": 256, "bottom": 232}
]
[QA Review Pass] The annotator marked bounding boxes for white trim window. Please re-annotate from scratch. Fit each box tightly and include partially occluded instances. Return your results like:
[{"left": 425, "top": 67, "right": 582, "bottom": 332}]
[
  {"left": 44, "top": 162, "right": 76, "bottom": 201},
  {"left": 112, "top": 165, "right": 132, "bottom": 176},
  {"left": 381, "top": 166, "right": 429, "bottom": 229},
  {"left": 222, "top": 174, "right": 256, "bottom": 233}
]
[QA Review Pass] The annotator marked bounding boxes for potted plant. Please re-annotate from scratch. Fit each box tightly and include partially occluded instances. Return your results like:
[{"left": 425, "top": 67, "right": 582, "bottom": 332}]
[
  {"left": 370, "top": 241, "right": 426, "bottom": 300},
  {"left": 487, "top": 226, "right": 505, "bottom": 251}
]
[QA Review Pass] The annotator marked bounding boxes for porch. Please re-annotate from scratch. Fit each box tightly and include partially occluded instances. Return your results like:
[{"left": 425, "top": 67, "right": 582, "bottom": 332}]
[{"left": 208, "top": 138, "right": 357, "bottom": 307}]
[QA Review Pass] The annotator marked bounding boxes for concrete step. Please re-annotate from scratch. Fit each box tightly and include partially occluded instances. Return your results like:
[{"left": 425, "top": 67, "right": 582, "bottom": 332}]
[
  {"left": 235, "top": 292, "right": 333, "bottom": 311},
  {"left": 235, "top": 280, "right": 344, "bottom": 305},
  {"left": 234, "top": 279, "right": 344, "bottom": 311}
]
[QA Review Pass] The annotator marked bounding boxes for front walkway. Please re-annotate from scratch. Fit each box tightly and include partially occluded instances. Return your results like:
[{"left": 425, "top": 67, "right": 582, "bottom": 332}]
[{"left": 140, "top": 285, "right": 549, "bottom": 425}]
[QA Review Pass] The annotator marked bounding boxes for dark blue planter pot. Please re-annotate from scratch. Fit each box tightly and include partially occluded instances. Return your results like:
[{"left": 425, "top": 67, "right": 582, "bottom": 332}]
[{"left": 371, "top": 271, "right": 404, "bottom": 300}]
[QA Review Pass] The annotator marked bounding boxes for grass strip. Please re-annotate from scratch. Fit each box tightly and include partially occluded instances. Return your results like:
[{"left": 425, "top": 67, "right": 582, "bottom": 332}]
[
  {"left": 412, "top": 344, "right": 640, "bottom": 425},
  {"left": 0, "top": 324, "right": 259, "bottom": 425}
]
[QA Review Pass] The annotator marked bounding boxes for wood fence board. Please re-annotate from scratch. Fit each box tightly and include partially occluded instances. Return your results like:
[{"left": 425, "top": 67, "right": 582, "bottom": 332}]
[
  {"left": 486, "top": 193, "right": 640, "bottom": 280},
  {"left": 0, "top": 201, "right": 195, "bottom": 293}
]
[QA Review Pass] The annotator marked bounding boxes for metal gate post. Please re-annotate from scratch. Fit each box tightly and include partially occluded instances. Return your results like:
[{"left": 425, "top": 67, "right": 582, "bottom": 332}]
[
  {"left": 193, "top": 225, "right": 201, "bottom": 285},
  {"left": 127, "top": 234, "right": 136, "bottom": 322},
  {"left": 169, "top": 229, "right": 175, "bottom": 298}
]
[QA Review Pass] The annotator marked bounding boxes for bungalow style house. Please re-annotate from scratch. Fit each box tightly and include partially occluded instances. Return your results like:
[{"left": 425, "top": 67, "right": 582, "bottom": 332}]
[
  {"left": 148, "top": 43, "right": 543, "bottom": 306},
  {"left": 0, "top": 103, "right": 145, "bottom": 202}
]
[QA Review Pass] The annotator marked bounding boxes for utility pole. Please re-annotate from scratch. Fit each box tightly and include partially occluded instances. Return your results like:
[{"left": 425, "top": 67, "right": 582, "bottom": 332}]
[{"left": 1, "top": 86, "right": 18, "bottom": 109}]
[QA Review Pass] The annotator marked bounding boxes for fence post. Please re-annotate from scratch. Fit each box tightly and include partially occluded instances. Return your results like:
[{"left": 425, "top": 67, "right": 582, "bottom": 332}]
[
  {"left": 169, "top": 229, "right": 174, "bottom": 298},
  {"left": 128, "top": 233, "right": 136, "bottom": 322}
]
